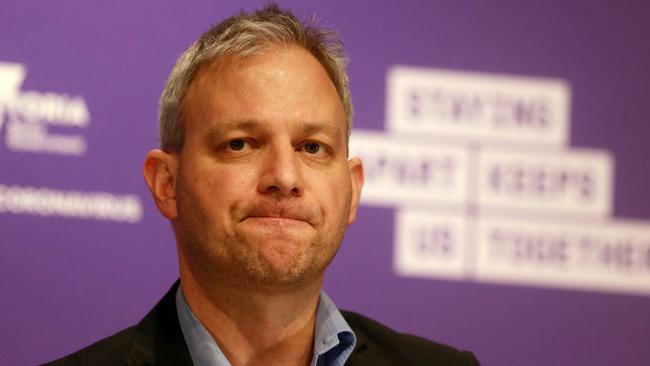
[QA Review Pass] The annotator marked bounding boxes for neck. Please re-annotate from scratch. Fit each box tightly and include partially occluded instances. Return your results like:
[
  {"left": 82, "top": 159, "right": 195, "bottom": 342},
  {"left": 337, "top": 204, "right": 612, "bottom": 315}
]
[{"left": 179, "top": 262, "right": 322, "bottom": 366}]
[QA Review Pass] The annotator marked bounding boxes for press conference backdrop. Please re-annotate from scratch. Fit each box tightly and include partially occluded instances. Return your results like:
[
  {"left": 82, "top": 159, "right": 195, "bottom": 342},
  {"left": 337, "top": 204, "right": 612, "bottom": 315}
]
[{"left": 1, "top": 1, "right": 649, "bottom": 365}]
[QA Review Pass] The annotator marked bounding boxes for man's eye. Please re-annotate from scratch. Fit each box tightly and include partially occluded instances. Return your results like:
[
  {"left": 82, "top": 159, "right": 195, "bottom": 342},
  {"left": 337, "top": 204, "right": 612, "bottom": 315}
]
[
  {"left": 228, "top": 139, "right": 246, "bottom": 150},
  {"left": 303, "top": 142, "right": 321, "bottom": 154}
]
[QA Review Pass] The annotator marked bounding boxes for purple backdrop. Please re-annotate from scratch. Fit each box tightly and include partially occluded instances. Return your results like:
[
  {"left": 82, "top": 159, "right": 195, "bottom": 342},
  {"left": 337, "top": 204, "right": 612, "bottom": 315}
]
[{"left": 1, "top": 1, "right": 649, "bottom": 365}]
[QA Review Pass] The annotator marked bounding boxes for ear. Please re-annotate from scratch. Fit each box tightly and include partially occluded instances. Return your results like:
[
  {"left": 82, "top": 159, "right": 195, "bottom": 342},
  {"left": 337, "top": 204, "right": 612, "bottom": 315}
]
[
  {"left": 143, "top": 149, "right": 179, "bottom": 220},
  {"left": 347, "top": 157, "right": 364, "bottom": 224}
]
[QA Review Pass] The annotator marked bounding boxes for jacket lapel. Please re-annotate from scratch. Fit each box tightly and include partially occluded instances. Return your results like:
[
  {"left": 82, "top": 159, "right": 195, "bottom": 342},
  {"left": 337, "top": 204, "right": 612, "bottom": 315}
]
[{"left": 125, "top": 281, "right": 194, "bottom": 366}]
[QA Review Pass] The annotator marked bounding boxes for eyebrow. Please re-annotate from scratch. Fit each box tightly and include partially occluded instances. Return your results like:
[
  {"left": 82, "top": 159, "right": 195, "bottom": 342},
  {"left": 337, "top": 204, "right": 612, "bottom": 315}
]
[
  {"left": 204, "top": 119, "right": 259, "bottom": 143},
  {"left": 299, "top": 121, "right": 344, "bottom": 140}
]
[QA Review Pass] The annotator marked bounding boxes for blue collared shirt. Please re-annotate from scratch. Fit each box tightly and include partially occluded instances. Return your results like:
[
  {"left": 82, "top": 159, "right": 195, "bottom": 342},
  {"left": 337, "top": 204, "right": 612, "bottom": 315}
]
[{"left": 176, "top": 287, "right": 357, "bottom": 366}]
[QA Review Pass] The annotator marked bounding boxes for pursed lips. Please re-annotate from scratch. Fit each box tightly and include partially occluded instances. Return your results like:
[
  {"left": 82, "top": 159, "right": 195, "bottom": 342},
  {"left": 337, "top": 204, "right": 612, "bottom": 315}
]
[
  {"left": 241, "top": 215, "right": 313, "bottom": 232},
  {"left": 241, "top": 211, "right": 314, "bottom": 225},
  {"left": 240, "top": 204, "right": 315, "bottom": 225}
]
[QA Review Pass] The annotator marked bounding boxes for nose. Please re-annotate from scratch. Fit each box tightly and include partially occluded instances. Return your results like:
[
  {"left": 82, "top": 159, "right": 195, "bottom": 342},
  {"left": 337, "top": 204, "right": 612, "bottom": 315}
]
[{"left": 257, "top": 142, "right": 303, "bottom": 197}]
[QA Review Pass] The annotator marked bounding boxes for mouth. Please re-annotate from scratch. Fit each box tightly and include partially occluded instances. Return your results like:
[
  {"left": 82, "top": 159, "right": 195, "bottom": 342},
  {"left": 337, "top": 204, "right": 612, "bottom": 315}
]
[
  {"left": 242, "top": 216, "right": 312, "bottom": 231},
  {"left": 244, "top": 215, "right": 309, "bottom": 223},
  {"left": 240, "top": 204, "right": 314, "bottom": 225}
]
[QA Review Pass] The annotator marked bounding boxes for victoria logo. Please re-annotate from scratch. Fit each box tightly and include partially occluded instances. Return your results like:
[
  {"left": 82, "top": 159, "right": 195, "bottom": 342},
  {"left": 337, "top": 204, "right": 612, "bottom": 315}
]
[
  {"left": 0, "top": 61, "right": 90, "bottom": 156},
  {"left": 0, "top": 62, "right": 143, "bottom": 223}
]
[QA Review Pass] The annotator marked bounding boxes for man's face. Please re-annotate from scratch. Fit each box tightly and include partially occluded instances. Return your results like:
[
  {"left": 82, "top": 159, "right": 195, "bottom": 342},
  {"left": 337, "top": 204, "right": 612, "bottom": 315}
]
[{"left": 169, "top": 46, "right": 363, "bottom": 291}]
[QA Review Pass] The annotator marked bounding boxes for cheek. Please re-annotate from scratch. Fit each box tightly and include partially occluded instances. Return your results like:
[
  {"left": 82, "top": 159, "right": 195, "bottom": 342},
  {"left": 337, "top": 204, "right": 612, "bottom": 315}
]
[
  {"left": 316, "top": 170, "right": 352, "bottom": 214},
  {"left": 192, "top": 160, "right": 238, "bottom": 190},
  {"left": 197, "top": 166, "right": 253, "bottom": 211}
]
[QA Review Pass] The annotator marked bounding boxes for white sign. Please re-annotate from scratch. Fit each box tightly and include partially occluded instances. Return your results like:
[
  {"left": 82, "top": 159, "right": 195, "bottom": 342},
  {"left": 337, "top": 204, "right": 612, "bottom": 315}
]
[
  {"left": 351, "top": 64, "right": 650, "bottom": 296},
  {"left": 349, "top": 130, "right": 468, "bottom": 207},
  {"left": 386, "top": 66, "right": 570, "bottom": 146},
  {"left": 477, "top": 147, "right": 613, "bottom": 217},
  {"left": 394, "top": 209, "right": 469, "bottom": 279},
  {"left": 476, "top": 217, "right": 650, "bottom": 295}
]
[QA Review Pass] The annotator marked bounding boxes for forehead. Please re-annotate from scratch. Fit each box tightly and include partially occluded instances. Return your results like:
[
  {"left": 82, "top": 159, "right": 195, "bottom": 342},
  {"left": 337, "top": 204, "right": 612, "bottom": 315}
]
[{"left": 182, "top": 46, "right": 346, "bottom": 138}]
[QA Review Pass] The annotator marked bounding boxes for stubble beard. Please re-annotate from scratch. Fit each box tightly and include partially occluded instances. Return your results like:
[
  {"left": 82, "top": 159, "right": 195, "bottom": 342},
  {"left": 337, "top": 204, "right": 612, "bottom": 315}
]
[
  {"left": 175, "top": 185, "right": 350, "bottom": 293},
  {"left": 181, "top": 223, "right": 346, "bottom": 294},
  {"left": 174, "top": 167, "right": 352, "bottom": 294}
]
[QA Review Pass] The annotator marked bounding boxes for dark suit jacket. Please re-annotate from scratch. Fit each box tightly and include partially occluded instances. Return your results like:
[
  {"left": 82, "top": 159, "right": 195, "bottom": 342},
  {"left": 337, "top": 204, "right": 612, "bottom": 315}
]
[{"left": 44, "top": 282, "right": 480, "bottom": 365}]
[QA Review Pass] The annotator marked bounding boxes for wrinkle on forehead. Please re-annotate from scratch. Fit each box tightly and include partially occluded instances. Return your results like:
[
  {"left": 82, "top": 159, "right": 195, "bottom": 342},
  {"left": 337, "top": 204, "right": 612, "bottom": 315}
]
[
  {"left": 183, "top": 45, "right": 347, "bottom": 146},
  {"left": 204, "top": 119, "right": 344, "bottom": 140}
]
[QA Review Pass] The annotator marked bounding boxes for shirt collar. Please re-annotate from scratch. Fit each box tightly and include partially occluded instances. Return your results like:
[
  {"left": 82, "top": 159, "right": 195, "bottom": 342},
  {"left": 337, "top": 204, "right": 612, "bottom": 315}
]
[
  {"left": 175, "top": 288, "right": 231, "bottom": 366},
  {"left": 175, "top": 287, "right": 356, "bottom": 366},
  {"left": 311, "top": 291, "right": 357, "bottom": 366}
]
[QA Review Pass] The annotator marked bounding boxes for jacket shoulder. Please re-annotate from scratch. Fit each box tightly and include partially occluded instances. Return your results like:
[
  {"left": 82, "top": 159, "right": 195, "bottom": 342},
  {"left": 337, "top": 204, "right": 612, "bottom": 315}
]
[
  {"left": 41, "top": 326, "right": 136, "bottom": 366},
  {"left": 41, "top": 281, "right": 192, "bottom": 366},
  {"left": 342, "top": 310, "right": 480, "bottom": 366}
]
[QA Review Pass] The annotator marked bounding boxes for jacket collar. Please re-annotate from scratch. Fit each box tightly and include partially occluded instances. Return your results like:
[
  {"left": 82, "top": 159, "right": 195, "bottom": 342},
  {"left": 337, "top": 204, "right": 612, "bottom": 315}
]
[
  {"left": 122, "top": 281, "right": 371, "bottom": 366},
  {"left": 126, "top": 280, "right": 193, "bottom": 365}
]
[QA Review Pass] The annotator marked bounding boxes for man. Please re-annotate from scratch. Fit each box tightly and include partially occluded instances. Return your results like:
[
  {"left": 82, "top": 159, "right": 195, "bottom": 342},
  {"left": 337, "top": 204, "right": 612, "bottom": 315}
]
[{"left": 46, "top": 4, "right": 479, "bottom": 366}]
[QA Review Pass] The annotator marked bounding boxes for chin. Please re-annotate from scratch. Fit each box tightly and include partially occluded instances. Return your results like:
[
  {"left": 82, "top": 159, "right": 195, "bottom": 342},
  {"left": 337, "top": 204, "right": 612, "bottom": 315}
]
[{"left": 238, "top": 253, "right": 327, "bottom": 290}]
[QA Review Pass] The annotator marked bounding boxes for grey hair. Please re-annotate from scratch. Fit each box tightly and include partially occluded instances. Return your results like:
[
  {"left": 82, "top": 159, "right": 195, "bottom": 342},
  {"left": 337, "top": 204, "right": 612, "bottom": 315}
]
[{"left": 158, "top": 4, "right": 353, "bottom": 152}]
